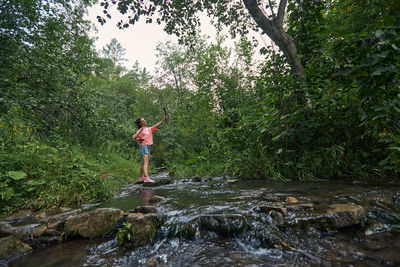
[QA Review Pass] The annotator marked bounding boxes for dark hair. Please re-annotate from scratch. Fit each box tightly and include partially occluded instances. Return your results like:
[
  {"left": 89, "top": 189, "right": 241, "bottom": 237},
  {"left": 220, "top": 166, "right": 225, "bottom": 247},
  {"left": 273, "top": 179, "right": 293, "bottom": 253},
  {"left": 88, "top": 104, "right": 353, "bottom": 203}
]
[{"left": 135, "top": 118, "right": 142, "bottom": 129}]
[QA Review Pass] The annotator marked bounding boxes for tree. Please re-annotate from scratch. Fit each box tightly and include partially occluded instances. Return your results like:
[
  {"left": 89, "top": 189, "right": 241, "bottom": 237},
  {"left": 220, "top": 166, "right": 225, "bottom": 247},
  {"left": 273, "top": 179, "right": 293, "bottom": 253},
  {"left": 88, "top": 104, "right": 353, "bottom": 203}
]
[
  {"left": 101, "top": 38, "right": 128, "bottom": 79},
  {"left": 97, "top": 0, "right": 306, "bottom": 80}
]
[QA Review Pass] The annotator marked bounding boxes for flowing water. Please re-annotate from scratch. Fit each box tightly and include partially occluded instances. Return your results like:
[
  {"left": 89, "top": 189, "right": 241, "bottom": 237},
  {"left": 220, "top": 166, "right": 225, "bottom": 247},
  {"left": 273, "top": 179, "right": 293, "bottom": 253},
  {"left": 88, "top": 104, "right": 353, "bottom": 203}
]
[{"left": 10, "top": 173, "right": 400, "bottom": 266}]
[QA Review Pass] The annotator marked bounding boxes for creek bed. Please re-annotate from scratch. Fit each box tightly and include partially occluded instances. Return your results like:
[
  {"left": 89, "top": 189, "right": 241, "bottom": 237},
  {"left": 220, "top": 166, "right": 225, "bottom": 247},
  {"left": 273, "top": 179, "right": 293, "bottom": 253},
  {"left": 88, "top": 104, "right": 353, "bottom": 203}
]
[{"left": 10, "top": 174, "right": 400, "bottom": 266}]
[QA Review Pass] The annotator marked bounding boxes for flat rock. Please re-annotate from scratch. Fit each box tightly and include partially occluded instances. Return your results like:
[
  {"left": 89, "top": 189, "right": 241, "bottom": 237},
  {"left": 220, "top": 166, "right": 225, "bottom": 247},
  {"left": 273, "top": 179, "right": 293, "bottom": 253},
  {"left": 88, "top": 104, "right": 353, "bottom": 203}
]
[
  {"left": 64, "top": 208, "right": 124, "bottom": 238},
  {"left": 143, "top": 178, "right": 172, "bottom": 187}
]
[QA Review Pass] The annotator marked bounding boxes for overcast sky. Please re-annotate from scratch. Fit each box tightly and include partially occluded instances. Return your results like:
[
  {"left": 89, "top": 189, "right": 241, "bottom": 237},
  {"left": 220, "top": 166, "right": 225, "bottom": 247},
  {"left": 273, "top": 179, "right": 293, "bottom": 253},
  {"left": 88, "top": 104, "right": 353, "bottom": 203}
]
[{"left": 86, "top": 3, "right": 270, "bottom": 74}]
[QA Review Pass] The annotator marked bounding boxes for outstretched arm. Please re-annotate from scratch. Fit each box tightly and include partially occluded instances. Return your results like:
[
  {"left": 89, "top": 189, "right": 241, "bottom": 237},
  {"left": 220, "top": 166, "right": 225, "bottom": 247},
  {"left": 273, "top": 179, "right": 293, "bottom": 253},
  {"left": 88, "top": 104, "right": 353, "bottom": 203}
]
[{"left": 153, "top": 115, "right": 167, "bottom": 128}]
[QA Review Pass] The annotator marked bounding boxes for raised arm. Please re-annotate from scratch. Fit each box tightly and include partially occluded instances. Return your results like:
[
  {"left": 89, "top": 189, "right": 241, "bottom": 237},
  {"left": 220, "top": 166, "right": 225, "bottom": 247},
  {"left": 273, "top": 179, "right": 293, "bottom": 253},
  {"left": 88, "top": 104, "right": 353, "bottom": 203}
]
[{"left": 152, "top": 115, "right": 167, "bottom": 128}]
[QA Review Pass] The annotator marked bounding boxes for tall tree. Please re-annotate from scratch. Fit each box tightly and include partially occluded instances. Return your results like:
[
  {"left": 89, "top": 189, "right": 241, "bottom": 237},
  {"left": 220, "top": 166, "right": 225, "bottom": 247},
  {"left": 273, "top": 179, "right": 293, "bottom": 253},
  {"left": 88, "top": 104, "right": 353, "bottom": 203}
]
[
  {"left": 101, "top": 38, "right": 127, "bottom": 79},
  {"left": 97, "top": 0, "right": 306, "bottom": 80}
]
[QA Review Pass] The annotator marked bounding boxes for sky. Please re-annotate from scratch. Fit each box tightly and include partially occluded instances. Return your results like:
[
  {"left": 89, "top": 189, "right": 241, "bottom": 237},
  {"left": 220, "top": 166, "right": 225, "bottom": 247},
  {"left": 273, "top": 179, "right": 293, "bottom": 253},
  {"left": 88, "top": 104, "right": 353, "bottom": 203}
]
[{"left": 86, "top": 3, "right": 271, "bottom": 74}]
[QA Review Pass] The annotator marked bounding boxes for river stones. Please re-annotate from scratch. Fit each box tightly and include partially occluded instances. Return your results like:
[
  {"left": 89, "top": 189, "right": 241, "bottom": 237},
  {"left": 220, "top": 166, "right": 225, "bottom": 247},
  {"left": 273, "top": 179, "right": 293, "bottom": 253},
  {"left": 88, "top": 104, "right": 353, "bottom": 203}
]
[
  {"left": 285, "top": 197, "right": 299, "bottom": 203},
  {"left": 200, "top": 214, "right": 247, "bottom": 237},
  {"left": 292, "top": 203, "right": 365, "bottom": 231},
  {"left": 64, "top": 208, "right": 124, "bottom": 238},
  {"left": 132, "top": 205, "right": 157, "bottom": 214},
  {"left": 0, "top": 222, "right": 16, "bottom": 238},
  {"left": 2, "top": 210, "right": 32, "bottom": 224},
  {"left": 327, "top": 203, "right": 365, "bottom": 228},
  {"left": 143, "top": 178, "right": 172, "bottom": 187},
  {"left": 118, "top": 213, "right": 164, "bottom": 248},
  {"left": 149, "top": 195, "right": 167, "bottom": 204},
  {"left": 0, "top": 236, "right": 32, "bottom": 262},
  {"left": 259, "top": 205, "right": 287, "bottom": 215},
  {"left": 41, "top": 209, "right": 81, "bottom": 229}
]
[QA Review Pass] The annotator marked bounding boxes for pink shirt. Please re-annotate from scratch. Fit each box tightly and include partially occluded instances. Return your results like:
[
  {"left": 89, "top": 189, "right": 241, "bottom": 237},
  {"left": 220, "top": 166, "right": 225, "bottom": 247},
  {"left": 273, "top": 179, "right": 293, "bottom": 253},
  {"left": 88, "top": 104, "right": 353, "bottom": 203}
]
[{"left": 135, "top": 126, "right": 158, "bottom": 145}]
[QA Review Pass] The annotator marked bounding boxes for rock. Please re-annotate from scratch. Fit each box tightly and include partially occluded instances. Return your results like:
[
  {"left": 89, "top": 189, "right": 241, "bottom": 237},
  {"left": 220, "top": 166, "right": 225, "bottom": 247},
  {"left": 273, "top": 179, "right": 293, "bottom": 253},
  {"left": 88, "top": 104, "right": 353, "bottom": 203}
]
[
  {"left": 328, "top": 203, "right": 365, "bottom": 228},
  {"left": 225, "top": 179, "right": 239, "bottom": 184},
  {"left": 30, "top": 224, "right": 48, "bottom": 238},
  {"left": 41, "top": 209, "right": 81, "bottom": 229},
  {"left": 3, "top": 210, "right": 32, "bottom": 224},
  {"left": 143, "top": 178, "right": 172, "bottom": 187},
  {"left": 268, "top": 210, "right": 285, "bottom": 228},
  {"left": 132, "top": 206, "right": 157, "bottom": 214},
  {"left": 149, "top": 195, "right": 166, "bottom": 204},
  {"left": 200, "top": 214, "right": 247, "bottom": 237},
  {"left": 259, "top": 205, "right": 287, "bottom": 215},
  {"left": 229, "top": 193, "right": 262, "bottom": 200},
  {"left": 392, "top": 193, "right": 400, "bottom": 204},
  {"left": 286, "top": 203, "right": 314, "bottom": 211},
  {"left": 118, "top": 213, "right": 164, "bottom": 248},
  {"left": 0, "top": 236, "right": 32, "bottom": 262},
  {"left": 285, "top": 197, "right": 298, "bottom": 203},
  {"left": 0, "top": 222, "right": 16, "bottom": 238},
  {"left": 64, "top": 208, "right": 124, "bottom": 239},
  {"left": 292, "top": 203, "right": 365, "bottom": 231}
]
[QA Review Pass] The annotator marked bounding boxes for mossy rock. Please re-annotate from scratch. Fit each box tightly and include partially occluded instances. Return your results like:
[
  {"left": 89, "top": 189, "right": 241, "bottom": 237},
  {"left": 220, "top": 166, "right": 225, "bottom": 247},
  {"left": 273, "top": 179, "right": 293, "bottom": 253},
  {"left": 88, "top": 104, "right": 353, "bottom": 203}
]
[
  {"left": 118, "top": 213, "right": 164, "bottom": 248},
  {"left": 0, "top": 236, "right": 32, "bottom": 262},
  {"left": 64, "top": 208, "right": 124, "bottom": 239}
]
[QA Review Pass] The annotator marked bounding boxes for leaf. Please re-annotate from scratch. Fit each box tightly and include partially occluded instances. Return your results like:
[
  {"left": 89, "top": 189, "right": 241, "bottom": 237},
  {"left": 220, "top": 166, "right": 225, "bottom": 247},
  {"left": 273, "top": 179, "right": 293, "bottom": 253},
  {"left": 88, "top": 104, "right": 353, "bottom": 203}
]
[{"left": 7, "top": 171, "right": 27, "bottom": 180}]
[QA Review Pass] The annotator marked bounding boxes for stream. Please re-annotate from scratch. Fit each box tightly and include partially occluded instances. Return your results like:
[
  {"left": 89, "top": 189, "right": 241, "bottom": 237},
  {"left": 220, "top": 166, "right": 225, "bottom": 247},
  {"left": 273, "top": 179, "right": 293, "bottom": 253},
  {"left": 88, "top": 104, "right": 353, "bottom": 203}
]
[{"left": 9, "top": 173, "right": 400, "bottom": 266}]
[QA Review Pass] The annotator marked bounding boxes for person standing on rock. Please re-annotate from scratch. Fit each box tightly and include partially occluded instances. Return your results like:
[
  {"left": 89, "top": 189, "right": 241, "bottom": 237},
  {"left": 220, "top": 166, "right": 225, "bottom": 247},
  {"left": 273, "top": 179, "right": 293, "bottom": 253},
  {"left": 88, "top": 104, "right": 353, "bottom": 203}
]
[{"left": 133, "top": 115, "right": 167, "bottom": 183}]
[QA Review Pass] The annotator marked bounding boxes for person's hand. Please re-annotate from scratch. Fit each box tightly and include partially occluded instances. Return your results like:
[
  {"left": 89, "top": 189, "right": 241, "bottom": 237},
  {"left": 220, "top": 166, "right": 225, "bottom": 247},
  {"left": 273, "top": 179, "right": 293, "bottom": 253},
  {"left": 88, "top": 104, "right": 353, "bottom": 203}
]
[{"left": 164, "top": 115, "right": 168, "bottom": 121}]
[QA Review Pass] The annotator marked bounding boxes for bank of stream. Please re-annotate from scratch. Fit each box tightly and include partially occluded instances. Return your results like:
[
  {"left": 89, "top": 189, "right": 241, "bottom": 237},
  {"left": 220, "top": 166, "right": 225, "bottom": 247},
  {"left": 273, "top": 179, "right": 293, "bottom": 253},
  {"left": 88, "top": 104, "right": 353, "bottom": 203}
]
[{"left": 4, "top": 173, "right": 400, "bottom": 266}]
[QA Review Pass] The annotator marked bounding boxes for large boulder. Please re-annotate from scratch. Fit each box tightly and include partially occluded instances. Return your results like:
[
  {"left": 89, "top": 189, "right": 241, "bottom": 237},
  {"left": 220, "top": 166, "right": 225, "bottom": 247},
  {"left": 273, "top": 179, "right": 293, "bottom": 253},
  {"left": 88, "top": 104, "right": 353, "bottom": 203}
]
[
  {"left": 64, "top": 208, "right": 124, "bottom": 239},
  {"left": 0, "top": 236, "right": 32, "bottom": 262},
  {"left": 118, "top": 213, "right": 164, "bottom": 248}
]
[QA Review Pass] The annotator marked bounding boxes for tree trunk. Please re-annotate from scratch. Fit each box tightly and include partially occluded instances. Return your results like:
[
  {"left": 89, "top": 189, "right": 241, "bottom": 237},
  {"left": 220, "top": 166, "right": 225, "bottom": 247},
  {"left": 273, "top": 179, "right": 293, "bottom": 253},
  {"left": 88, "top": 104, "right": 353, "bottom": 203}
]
[{"left": 242, "top": 0, "right": 306, "bottom": 81}]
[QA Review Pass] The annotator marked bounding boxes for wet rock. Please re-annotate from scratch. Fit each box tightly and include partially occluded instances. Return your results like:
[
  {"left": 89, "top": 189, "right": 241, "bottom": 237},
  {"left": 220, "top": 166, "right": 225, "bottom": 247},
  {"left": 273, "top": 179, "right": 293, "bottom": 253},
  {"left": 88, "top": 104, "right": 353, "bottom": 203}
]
[
  {"left": 327, "top": 203, "right": 365, "bottom": 228},
  {"left": 286, "top": 203, "right": 314, "bottom": 212},
  {"left": 393, "top": 193, "right": 400, "bottom": 204},
  {"left": 166, "top": 217, "right": 200, "bottom": 239},
  {"left": 30, "top": 224, "right": 48, "bottom": 238},
  {"left": 367, "top": 208, "right": 400, "bottom": 226},
  {"left": 268, "top": 210, "right": 285, "bottom": 228},
  {"left": 200, "top": 214, "right": 247, "bottom": 237},
  {"left": 40, "top": 209, "right": 81, "bottom": 230},
  {"left": 0, "top": 236, "right": 32, "bottom": 262},
  {"left": 3, "top": 210, "right": 32, "bottom": 224},
  {"left": 229, "top": 193, "right": 262, "bottom": 200},
  {"left": 225, "top": 179, "right": 239, "bottom": 185},
  {"left": 259, "top": 205, "right": 287, "bottom": 215},
  {"left": 143, "top": 178, "right": 172, "bottom": 187},
  {"left": 285, "top": 197, "right": 298, "bottom": 203},
  {"left": 149, "top": 195, "right": 166, "bottom": 204},
  {"left": 118, "top": 213, "right": 164, "bottom": 248},
  {"left": 247, "top": 223, "right": 284, "bottom": 248},
  {"left": 0, "top": 222, "right": 16, "bottom": 237},
  {"left": 292, "top": 203, "right": 365, "bottom": 231},
  {"left": 64, "top": 208, "right": 124, "bottom": 239},
  {"left": 132, "top": 206, "right": 157, "bottom": 214}
]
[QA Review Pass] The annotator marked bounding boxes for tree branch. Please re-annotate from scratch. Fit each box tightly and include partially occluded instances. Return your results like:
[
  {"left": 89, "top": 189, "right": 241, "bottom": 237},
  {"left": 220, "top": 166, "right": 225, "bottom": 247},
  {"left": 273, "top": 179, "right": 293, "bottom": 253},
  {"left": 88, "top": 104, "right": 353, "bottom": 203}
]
[{"left": 276, "top": 0, "right": 287, "bottom": 26}]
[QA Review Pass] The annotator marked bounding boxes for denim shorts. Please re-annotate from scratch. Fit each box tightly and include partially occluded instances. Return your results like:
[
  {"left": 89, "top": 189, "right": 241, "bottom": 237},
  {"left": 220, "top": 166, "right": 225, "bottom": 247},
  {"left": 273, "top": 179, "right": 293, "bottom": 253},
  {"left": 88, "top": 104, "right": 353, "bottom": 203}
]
[{"left": 140, "top": 145, "right": 151, "bottom": 155}]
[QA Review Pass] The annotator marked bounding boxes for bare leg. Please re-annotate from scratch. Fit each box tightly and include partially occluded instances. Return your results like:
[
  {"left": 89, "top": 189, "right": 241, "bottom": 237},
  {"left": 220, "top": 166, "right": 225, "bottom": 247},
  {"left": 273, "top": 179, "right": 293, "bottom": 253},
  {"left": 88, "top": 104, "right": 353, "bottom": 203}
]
[
  {"left": 140, "top": 165, "right": 144, "bottom": 177},
  {"left": 142, "top": 154, "right": 149, "bottom": 177}
]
